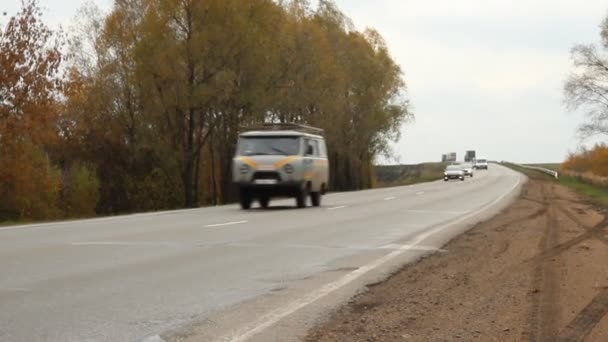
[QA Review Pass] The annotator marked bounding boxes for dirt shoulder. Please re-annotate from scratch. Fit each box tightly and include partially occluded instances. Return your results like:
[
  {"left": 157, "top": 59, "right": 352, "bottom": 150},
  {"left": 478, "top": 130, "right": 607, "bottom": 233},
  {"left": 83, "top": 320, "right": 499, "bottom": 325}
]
[{"left": 305, "top": 175, "right": 608, "bottom": 341}]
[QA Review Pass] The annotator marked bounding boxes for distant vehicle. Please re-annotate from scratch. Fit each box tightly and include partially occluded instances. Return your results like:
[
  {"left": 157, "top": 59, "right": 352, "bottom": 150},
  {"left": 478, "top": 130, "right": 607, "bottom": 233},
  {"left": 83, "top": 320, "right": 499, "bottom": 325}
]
[
  {"left": 462, "top": 163, "right": 474, "bottom": 177},
  {"left": 232, "top": 123, "right": 329, "bottom": 209},
  {"left": 474, "top": 159, "right": 488, "bottom": 170},
  {"left": 465, "top": 150, "right": 476, "bottom": 162},
  {"left": 444, "top": 165, "right": 465, "bottom": 181}
]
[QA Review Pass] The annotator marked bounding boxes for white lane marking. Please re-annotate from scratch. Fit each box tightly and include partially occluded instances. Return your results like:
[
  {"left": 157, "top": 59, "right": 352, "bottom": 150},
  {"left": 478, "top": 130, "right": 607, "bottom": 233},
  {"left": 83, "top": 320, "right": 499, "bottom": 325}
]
[
  {"left": 380, "top": 243, "right": 447, "bottom": 252},
  {"left": 407, "top": 209, "right": 467, "bottom": 215},
  {"left": 383, "top": 196, "right": 396, "bottom": 201},
  {"left": 72, "top": 241, "right": 135, "bottom": 246},
  {"left": 223, "top": 174, "right": 522, "bottom": 342},
  {"left": 327, "top": 206, "right": 346, "bottom": 211},
  {"left": 71, "top": 241, "right": 180, "bottom": 247},
  {"left": 416, "top": 191, "right": 425, "bottom": 195},
  {"left": 205, "top": 220, "right": 248, "bottom": 228},
  {"left": 139, "top": 335, "right": 166, "bottom": 342}
]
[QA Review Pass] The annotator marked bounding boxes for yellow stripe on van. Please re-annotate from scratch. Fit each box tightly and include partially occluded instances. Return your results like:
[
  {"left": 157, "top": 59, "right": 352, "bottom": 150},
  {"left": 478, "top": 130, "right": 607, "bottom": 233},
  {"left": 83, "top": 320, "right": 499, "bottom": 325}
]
[
  {"left": 274, "top": 156, "right": 300, "bottom": 168},
  {"left": 239, "top": 157, "right": 258, "bottom": 169}
]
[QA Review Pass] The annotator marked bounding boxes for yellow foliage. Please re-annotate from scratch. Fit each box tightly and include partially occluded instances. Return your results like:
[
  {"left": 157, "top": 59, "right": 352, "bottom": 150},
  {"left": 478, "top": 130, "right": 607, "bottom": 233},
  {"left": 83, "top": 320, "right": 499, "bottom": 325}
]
[{"left": 562, "top": 144, "right": 608, "bottom": 177}]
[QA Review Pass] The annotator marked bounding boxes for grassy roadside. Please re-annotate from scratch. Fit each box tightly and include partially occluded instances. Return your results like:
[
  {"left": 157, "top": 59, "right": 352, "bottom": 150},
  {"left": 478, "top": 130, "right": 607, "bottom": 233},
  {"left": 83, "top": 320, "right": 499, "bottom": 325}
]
[{"left": 503, "top": 162, "right": 608, "bottom": 207}]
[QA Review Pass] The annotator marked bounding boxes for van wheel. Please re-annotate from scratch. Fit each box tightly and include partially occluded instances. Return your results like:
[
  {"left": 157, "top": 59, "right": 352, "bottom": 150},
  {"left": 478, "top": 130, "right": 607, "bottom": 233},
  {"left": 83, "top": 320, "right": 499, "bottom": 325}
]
[
  {"left": 239, "top": 190, "right": 252, "bottom": 210},
  {"left": 296, "top": 188, "right": 308, "bottom": 208},
  {"left": 460, "top": 176, "right": 465, "bottom": 181},
  {"left": 259, "top": 196, "right": 270, "bottom": 209},
  {"left": 311, "top": 192, "right": 321, "bottom": 207}
]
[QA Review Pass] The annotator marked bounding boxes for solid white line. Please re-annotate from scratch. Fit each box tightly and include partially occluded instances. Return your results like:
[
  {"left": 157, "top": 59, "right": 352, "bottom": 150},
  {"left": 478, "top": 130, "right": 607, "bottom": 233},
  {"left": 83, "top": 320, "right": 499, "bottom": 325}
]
[
  {"left": 407, "top": 209, "right": 467, "bottom": 215},
  {"left": 380, "top": 244, "right": 447, "bottom": 252},
  {"left": 327, "top": 206, "right": 346, "bottom": 211},
  {"left": 223, "top": 174, "right": 522, "bottom": 342},
  {"left": 205, "top": 220, "right": 248, "bottom": 228},
  {"left": 383, "top": 196, "right": 396, "bottom": 201}
]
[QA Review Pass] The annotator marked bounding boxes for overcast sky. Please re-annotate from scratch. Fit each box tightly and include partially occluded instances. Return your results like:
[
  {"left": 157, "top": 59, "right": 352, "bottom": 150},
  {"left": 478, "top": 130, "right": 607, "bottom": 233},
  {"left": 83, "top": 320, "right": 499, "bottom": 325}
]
[{"left": 3, "top": 0, "right": 608, "bottom": 163}]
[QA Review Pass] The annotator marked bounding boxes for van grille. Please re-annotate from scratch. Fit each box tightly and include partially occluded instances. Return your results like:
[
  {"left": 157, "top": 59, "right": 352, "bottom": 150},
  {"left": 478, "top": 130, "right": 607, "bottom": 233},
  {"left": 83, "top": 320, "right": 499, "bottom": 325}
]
[{"left": 253, "top": 171, "right": 281, "bottom": 181}]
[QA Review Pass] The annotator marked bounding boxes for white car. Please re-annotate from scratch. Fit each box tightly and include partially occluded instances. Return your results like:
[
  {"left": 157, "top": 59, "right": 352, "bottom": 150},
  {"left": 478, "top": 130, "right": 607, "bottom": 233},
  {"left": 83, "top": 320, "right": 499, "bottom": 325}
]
[
  {"left": 474, "top": 159, "right": 488, "bottom": 170},
  {"left": 444, "top": 165, "right": 465, "bottom": 181},
  {"left": 462, "top": 163, "right": 474, "bottom": 177}
]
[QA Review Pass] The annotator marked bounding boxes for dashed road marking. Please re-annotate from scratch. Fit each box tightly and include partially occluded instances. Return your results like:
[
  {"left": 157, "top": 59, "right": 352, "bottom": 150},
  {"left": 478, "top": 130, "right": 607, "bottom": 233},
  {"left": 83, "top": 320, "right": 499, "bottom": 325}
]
[
  {"left": 205, "top": 220, "right": 248, "bottom": 228},
  {"left": 416, "top": 191, "right": 425, "bottom": 195},
  {"left": 384, "top": 196, "right": 396, "bottom": 201},
  {"left": 327, "top": 206, "right": 347, "bottom": 211}
]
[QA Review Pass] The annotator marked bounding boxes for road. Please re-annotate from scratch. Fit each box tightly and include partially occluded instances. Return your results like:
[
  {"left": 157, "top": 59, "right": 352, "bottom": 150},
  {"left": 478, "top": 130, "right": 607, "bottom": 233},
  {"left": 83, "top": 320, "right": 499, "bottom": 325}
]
[{"left": 0, "top": 164, "right": 523, "bottom": 342}]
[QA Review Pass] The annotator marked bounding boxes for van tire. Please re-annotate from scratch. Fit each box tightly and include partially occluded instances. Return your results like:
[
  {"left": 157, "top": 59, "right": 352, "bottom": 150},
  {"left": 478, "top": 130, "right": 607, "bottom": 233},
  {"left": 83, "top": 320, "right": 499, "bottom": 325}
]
[
  {"left": 259, "top": 196, "right": 270, "bottom": 209},
  {"left": 239, "top": 190, "right": 252, "bottom": 210},
  {"left": 296, "top": 188, "right": 308, "bottom": 208},
  {"left": 311, "top": 192, "right": 321, "bottom": 207}
]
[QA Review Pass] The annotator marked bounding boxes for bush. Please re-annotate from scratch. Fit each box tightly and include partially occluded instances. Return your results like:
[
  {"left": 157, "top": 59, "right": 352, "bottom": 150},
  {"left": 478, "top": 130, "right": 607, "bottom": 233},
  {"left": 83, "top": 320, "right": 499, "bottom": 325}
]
[
  {"left": 63, "top": 163, "right": 99, "bottom": 218},
  {"left": 0, "top": 143, "right": 62, "bottom": 221}
]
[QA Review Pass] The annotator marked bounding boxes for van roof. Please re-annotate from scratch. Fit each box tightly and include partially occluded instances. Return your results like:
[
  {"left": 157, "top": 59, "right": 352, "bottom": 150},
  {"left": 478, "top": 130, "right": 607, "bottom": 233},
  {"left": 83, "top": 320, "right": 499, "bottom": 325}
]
[{"left": 240, "top": 130, "right": 323, "bottom": 139}]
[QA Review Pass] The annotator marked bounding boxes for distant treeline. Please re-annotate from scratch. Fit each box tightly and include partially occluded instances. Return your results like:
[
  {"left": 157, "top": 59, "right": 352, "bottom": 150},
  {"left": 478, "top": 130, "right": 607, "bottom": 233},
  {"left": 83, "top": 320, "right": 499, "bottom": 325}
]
[{"left": 0, "top": 0, "right": 410, "bottom": 221}]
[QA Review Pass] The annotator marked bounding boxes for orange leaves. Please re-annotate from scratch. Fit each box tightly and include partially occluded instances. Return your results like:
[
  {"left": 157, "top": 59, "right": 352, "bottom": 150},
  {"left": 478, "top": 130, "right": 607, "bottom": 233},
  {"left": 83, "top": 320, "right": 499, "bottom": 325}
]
[
  {"left": 0, "top": 0, "right": 65, "bottom": 221},
  {"left": 0, "top": 0, "right": 63, "bottom": 146},
  {"left": 563, "top": 144, "right": 608, "bottom": 177}
]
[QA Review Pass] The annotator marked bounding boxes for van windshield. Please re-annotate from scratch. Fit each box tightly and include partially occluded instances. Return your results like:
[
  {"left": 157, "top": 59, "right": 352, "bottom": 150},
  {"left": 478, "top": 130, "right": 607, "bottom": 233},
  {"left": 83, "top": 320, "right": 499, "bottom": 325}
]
[
  {"left": 238, "top": 136, "right": 300, "bottom": 156},
  {"left": 477, "top": 159, "right": 487, "bottom": 163}
]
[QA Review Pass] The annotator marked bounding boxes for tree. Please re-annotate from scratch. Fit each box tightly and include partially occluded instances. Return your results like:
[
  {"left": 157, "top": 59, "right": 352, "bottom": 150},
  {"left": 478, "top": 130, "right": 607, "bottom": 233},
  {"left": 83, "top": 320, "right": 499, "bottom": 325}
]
[
  {"left": 0, "top": 0, "right": 64, "bottom": 220},
  {"left": 564, "top": 16, "right": 608, "bottom": 138}
]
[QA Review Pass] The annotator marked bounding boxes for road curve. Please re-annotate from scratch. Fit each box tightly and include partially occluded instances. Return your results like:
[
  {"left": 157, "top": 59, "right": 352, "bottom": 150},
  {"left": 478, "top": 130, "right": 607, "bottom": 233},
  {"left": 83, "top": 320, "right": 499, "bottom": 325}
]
[{"left": 0, "top": 164, "right": 523, "bottom": 342}]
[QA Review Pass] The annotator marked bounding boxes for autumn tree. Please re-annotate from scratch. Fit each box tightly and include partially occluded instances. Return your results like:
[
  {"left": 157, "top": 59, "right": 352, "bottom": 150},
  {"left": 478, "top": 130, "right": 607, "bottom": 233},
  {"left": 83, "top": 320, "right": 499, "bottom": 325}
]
[{"left": 0, "top": 0, "right": 64, "bottom": 220}]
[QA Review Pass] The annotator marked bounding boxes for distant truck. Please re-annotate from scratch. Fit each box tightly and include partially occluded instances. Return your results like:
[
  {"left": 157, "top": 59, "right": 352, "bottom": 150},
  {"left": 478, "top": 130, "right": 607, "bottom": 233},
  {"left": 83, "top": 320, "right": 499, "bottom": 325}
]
[
  {"left": 445, "top": 152, "right": 457, "bottom": 162},
  {"left": 465, "top": 150, "right": 476, "bottom": 162}
]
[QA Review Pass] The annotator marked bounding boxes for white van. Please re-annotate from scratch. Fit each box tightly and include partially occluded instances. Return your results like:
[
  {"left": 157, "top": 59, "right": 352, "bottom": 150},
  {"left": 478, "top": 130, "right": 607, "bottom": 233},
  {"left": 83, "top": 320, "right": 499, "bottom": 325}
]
[{"left": 232, "top": 123, "right": 329, "bottom": 209}]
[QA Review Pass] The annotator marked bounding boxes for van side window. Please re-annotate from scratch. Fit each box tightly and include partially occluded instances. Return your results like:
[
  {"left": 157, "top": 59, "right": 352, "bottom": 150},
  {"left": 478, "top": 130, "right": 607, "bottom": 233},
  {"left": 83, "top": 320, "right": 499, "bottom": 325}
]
[
  {"left": 312, "top": 140, "right": 321, "bottom": 157},
  {"left": 305, "top": 139, "right": 315, "bottom": 156},
  {"left": 318, "top": 140, "right": 327, "bottom": 158}
]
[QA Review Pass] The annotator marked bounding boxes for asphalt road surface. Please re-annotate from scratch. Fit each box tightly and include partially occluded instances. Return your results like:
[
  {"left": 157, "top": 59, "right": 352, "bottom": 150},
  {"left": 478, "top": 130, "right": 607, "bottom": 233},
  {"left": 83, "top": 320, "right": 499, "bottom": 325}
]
[{"left": 0, "top": 164, "right": 523, "bottom": 342}]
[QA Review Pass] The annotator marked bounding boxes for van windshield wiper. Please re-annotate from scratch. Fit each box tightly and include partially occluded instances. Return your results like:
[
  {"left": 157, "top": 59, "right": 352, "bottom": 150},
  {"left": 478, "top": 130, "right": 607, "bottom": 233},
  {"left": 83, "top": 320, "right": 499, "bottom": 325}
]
[{"left": 271, "top": 147, "right": 289, "bottom": 155}]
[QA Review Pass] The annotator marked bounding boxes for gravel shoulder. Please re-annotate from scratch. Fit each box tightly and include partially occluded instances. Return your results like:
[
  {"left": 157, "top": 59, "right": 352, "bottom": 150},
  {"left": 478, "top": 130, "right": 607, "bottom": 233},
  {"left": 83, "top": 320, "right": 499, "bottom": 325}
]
[{"left": 305, "top": 175, "right": 608, "bottom": 341}]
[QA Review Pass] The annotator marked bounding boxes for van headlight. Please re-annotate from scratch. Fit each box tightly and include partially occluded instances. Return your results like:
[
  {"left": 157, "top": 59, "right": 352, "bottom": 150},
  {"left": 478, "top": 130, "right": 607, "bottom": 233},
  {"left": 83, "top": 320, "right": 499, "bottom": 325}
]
[
  {"left": 284, "top": 164, "right": 294, "bottom": 174},
  {"left": 240, "top": 164, "right": 250, "bottom": 174}
]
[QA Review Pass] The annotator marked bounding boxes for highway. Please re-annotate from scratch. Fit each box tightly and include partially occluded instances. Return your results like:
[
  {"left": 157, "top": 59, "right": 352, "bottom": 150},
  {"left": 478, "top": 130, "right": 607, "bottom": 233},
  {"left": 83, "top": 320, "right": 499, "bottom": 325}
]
[{"left": 0, "top": 164, "right": 523, "bottom": 342}]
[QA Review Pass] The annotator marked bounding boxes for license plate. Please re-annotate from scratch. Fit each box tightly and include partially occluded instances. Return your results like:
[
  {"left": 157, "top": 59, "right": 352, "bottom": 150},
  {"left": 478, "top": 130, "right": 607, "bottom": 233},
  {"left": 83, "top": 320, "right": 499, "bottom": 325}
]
[{"left": 254, "top": 179, "right": 278, "bottom": 185}]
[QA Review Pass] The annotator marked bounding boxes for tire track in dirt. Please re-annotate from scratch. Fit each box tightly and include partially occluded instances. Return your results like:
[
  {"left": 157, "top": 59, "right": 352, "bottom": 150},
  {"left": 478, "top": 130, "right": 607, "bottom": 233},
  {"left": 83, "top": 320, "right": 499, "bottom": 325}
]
[
  {"left": 554, "top": 201, "right": 608, "bottom": 247},
  {"left": 557, "top": 288, "right": 608, "bottom": 342},
  {"left": 525, "top": 184, "right": 561, "bottom": 342}
]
